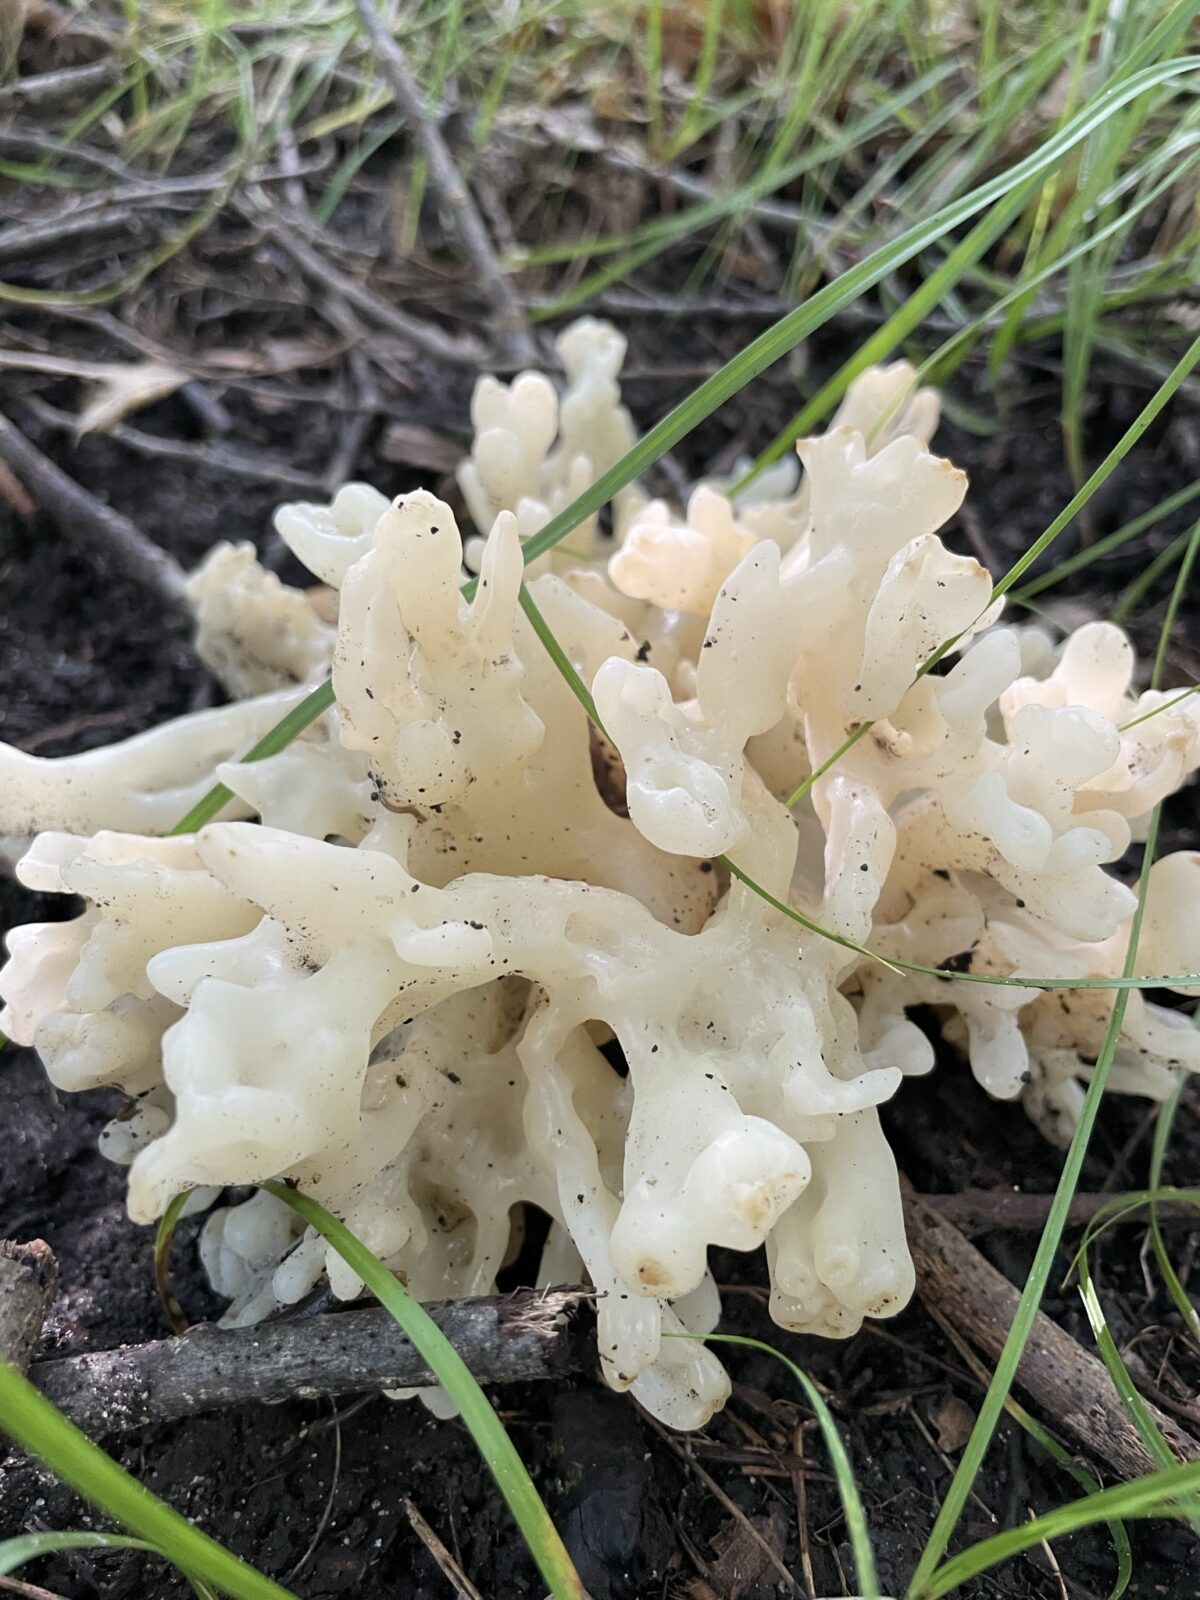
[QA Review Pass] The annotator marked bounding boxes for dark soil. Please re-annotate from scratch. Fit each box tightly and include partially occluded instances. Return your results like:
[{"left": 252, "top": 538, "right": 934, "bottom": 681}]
[{"left": 2, "top": 309, "right": 1200, "bottom": 1600}]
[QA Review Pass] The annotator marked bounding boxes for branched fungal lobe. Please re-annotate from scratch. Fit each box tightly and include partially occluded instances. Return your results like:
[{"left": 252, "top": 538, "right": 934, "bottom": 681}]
[{"left": 3, "top": 321, "right": 1199, "bottom": 1428}]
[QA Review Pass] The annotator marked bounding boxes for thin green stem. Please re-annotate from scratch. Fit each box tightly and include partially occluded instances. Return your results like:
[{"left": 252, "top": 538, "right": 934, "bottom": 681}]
[
  {"left": 263, "top": 1182, "right": 588, "bottom": 1600},
  {"left": 682, "top": 1332, "right": 880, "bottom": 1597},
  {"left": 905, "top": 805, "right": 1165, "bottom": 1594},
  {"left": 0, "top": 1362, "right": 299, "bottom": 1600},
  {"left": 169, "top": 679, "right": 336, "bottom": 835},
  {"left": 916, "top": 1459, "right": 1200, "bottom": 1598}
]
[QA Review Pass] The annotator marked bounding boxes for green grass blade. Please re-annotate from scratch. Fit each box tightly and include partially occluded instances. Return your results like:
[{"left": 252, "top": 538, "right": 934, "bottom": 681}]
[
  {"left": 923, "top": 142, "right": 1200, "bottom": 400},
  {"left": 682, "top": 1332, "right": 880, "bottom": 1598},
  {"left": 934, "top": 1311, "right": 1135, "bottom": 1595},
  {"left": 517, "top": 585, "right": 1200, "bottom": 988},
  {"left": 0, "top": 1360, "right": 300, "bottom": 1600},
  {"left": 519, "top": 62, "right": 1200, "bottom": 577},
  {"left": 1075, "top": 1254, "right": 1200, "bottom": 1536},
  {"left": 1150, "top": 510, "right": 1200, "bottom": 685},
  {"left": 988, "top": 0, "right": 1108, "bottom": 376},
  {"left": 668, "top": 0, "right": 726, "bottom": 157},
  {"left": 518, "top": 586, "right": 606, "bottom": 733},
  {"left": 0, "top": 1531, "right": 156, "bottom": 1574},
  {"left": 1149, "top": 1085, "right": 1200, "bottom": 1343},
  {"left": 994, "top": 328, "right": 1200, "bottom": 599},
  {"left": 1118, "top": 684, "right": 1199, "bottom": 733},
  {"left": 514, "top": 58, "right": 958, "bottom": 271},
  {"left": 643, "top": 0, "right": 664, "bottom": 161},
  {"left": 911, "top": 166, "right": 1200, "bottom": 1579},
  {"left": 1073, "top": 1188, "right": 1200, "bottom": 1260},
  {"left": 170, "top": 52, "right": 1200, "bottom": 834},
  {"left": 263, "top": 1181, "right": 588, "bottom": 1600},
  {"left": 732, "top": 178, "right": 1041, "bottom": 490},
  {"left": 1142, "top": 519, "right": 1200, "bottom": 1344},
  {"left": 153, "top": 1186, "right": 197, "bottom": 1331},
  {"left": 905, "top": 804, "right": 1166, "bottom": 1594},
  {"left": 169, "top": 679, "right": 336, "bottom": 835},
  {"left": 1112, "top": 526, "right": 1197, "bottom": 626},
  {"left": 914, "top": 1459, "right": 1200, "bottom": 1599},
  {"left": 999, "top": 1400, "right": 1133, "bottom": 1599},
  {"left": 739, "top": 8, "right": 1200, "bottom": 487},
  {"left": 1056, "top": 2, "right": 1190, "bottom": 487},
  {"left": 1011, "top": 481, "right": 1200, "bottom": 607},
  {"left": 0, "top": 1530, "right": 218, "bottom": 1600},
  {"left": 314, "top": 113, "right": 404, "bottom": 227}
]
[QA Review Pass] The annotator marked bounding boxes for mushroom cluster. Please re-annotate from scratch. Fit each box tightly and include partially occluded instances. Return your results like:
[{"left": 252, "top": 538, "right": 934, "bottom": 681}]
[{"left": 3, "top": 320, "right": 1198, "bottom": 1427}]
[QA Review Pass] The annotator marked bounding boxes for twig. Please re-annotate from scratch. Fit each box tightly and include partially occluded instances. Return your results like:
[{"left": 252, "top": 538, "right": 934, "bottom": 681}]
[
  {"left": 0, "top": 131, "right": 329, "bottom": 188},
  {"left": 258, "top": 209, "right": 485, "bottom": 367},
  {"left": 25, "top": 398, "right": 329, "bottom": 495},
  {"left": 920, "top": 1189, "right": 1199, "bottom": 1235},
  {"left": 20, "top": 0, "right": 118, "bottom": 47},
  {"left": 522, "top": 288, "right": 794, "bottom": 319},
  {"left": 0, "top": 412, "right": 188, "bottom": 607},
  {"left": 0, "top": 166, "right": 328, "bottom": 267},
  {"left": 43, "top": 311, "right": 233, "bottom": 433},
  {"left": 403, "top": 1499, "right": 485, "bottom": 1600},
  {"left": 902, "top": 1193, "right": 1200, "bottom": 1481},
  {"left": 644, "top": 1415, "right": 799, "bottom": 1594},
  {"left": 273, "top": 120, "right": 311, "bottom": 217},
  {"left": 283, "top": 1401, "right": 343, "bottom": 1584},
  {"left": 0, "top": 1575, "right": 67, "bottom": 1600},
  {"left": 353, "top": 0, "right": 536, "bottom": 365},
  {"left": 907, "top": 1398, "right": 998, "bottom": 1526},
  {"left": 0, "top": 198, "right": 196, "bottom": 269},
  {"left": 789, "top": 1421, "right": 818, "bottom": 1600},
  {"left": 30, "top": 1288, "right": 588, "bottom": 1436},
  {"left": 0, "top": 60, "right": 119, "bottom": 112},
  {"left": 0, "top": 350, "right": 190, "bottom": 383},
  {"left": 321, "top": 356, "right": 377, "bottom": 492},
  {"left": 0, "top": 129, "right": 133, "bottom": 181},
  {"left": 0, "top": 1242, "right": 57, "bottom": 1375},
  {"left": 16, "top": 707, "right": 141, "bottom": 753}
]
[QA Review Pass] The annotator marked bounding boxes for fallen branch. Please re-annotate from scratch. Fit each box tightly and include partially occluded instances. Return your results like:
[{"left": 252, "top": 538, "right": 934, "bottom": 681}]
[
  {"left": 258, "top": 210, "right": 486, "bottom": 368},
  {"left": 920, "top": 1188, "right": 1199, "bottom": 1235},
  {"left": 0, "top": 60, "right": 118, "bottom": 113},
  {"left": 353, "top": 0, "right": 536, "bottom": 365},
  {"left": 0, "top": 1242, "right": 57, "bottom": 1375},
  {"left": 902, "top": 1193, "right": 1200, "bottom": 1481},
  {"left": 0, "top": 188, "right": 210, "bottom": 269},
  {"left": 25, "top": 397, "right": 329, "bottom": 495},
  {"left": 403, "top": 1499, "right": 485, "bottom": 1600},
  {"left": 31, "top": 1288, "right": 589, "bottom": 1436},
  {"left": 0, "top": 412, "right": 188, "bottom": 608},
  {"left": 15, "top": 1192, "right": 1197, "bottom": 1497}
]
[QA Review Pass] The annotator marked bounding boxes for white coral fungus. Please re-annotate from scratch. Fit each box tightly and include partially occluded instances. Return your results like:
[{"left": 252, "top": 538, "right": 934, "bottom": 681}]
[{"left": 3, "top": 318, "right": 1199, "bottom": 1429}]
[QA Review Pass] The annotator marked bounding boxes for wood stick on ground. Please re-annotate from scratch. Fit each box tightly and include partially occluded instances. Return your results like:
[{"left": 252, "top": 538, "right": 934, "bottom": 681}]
[
  {"left": 0, "top": 412, "right": 188, "bottom": 609},
  {"left": 257, "top": 211, "right": 486, "bottom": 368},
  {"left": 0, "top": 1574, "right": 65, "bottom": 1600},
  {"left": 920, "top": 1188, "right": 1199, "bottom": 1235},
  {"left": 0, "top": 1241, "right": 57, "bottom": 1375},
  {"left": 30, "top": 1288, "right": 588, "bottom": 1436},
  {"left": 0, "top": 60, "right": 118, "bottom": 113},
  {"left": 403, "top": 1499, "right": 485, "bottom": 1600},
  {"left": 902, "top": 1193, "right": 1200, "bottom": 1481},
  {"left": 353, "top": 0, "right": 537, "bottom": 366},
  {"left": 25, "top": 398, "right": 329, "bottom": 496}
]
